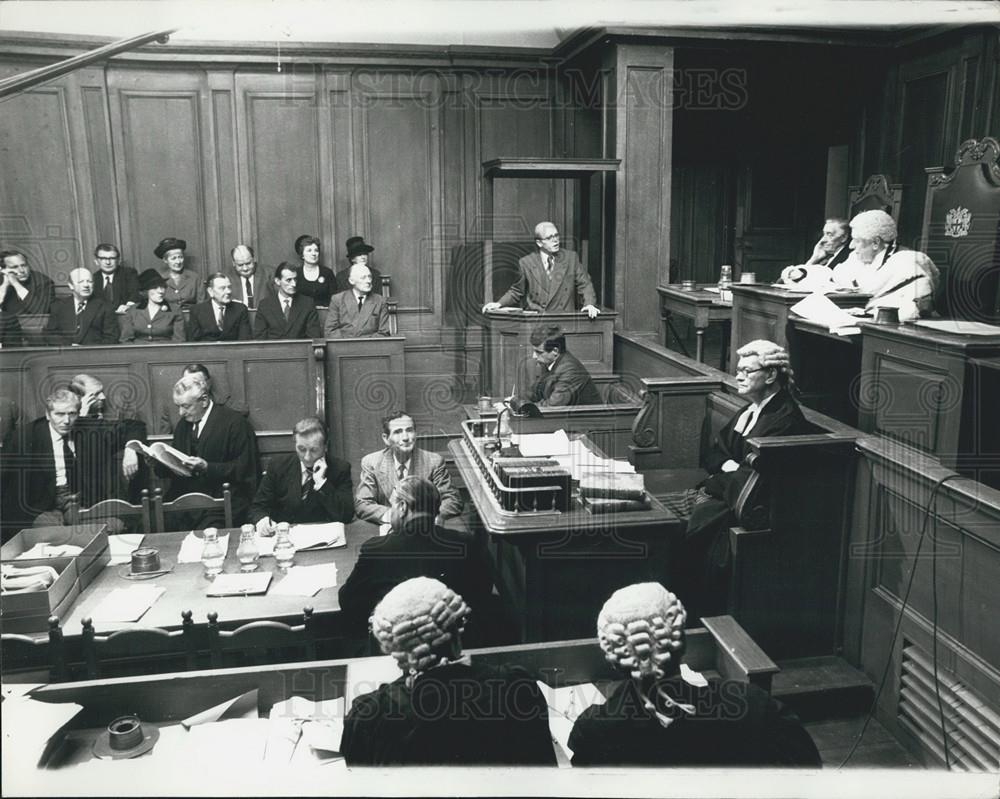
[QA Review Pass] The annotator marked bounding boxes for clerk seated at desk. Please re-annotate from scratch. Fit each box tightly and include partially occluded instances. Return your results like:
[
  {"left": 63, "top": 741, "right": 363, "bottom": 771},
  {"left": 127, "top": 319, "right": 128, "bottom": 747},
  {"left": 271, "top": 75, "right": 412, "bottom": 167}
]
[
  {"left": 568, "top": 582, "right": 821, "bottom": 767},
  {"left": 338, "top": 477, "right": 493, "bottom": 641},
  {"left": 522, "top": 324, "right": 601, "bottom": 407},
  {"left": 341, "top": 576, "right": 556, "bottom": 766},
  {"left": 662, "top": 340, "right": 811, "bottom": 617},
  {"left": 249, "top": 416, "right": 353, "bottom": 531},
  {"left": 482, "top": 221, "right": 600, "bottom": 319}
]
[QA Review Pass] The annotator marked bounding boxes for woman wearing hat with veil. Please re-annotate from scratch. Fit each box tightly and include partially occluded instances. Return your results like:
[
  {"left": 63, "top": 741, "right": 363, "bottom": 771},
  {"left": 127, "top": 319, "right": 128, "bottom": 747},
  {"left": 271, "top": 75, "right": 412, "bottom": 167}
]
[{"left": 155, "top": 237, "right": 200, "bottom": 308}]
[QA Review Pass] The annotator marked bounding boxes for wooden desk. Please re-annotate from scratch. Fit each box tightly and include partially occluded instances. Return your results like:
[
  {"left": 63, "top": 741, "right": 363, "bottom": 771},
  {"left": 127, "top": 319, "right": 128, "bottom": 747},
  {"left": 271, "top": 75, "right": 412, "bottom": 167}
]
[
  {"left": 481, "top": 309, "right": 616, "bottom": 399},
  {"left": 787, "top": 317, "right": 864, "bottom": 426},
  {"left": 449, "top": 434, "right": 679, "bottom": 643},
  {"left": 52, "top": 522, "right": 371, "bottom": 639},
  {"left": 729, "top": 284, "right": 869, "bottom": 354},
  {"left": 657, "top": 284, "right": 732, "bottom": 367}
]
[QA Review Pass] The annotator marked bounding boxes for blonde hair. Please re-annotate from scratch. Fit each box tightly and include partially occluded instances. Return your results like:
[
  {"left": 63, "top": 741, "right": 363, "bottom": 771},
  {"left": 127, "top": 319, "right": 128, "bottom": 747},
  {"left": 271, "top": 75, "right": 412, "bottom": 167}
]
[
  {"left": 597, "top": 583, "right": 686, "bottom": 680},
  {"left": 370, "top": 577, "right": 470, "bottom": 682}
]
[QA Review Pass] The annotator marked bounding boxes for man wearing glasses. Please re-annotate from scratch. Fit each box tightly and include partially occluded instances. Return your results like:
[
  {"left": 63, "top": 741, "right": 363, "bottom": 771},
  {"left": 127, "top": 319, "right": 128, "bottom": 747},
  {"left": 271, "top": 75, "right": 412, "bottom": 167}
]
[
  {"left": 482, "top": 221, "right": 600, "bottom": 319},
  {"left": 90, "top": 243, "right": 140, "bottom": 314}
]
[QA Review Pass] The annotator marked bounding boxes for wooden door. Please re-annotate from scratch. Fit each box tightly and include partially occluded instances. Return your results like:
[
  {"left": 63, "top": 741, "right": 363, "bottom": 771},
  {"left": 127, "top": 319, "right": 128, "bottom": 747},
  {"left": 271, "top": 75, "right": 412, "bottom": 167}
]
[{"left": 733, "top": 161, "right": 807, "bottom": 284}]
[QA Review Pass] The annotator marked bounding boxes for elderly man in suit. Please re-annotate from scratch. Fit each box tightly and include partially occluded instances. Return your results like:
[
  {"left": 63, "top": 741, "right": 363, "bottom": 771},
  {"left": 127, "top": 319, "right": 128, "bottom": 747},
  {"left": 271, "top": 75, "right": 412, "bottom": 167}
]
[
  {"left": 356, "top": 410, "right": 463, "bottom": 530},
  {"left": 228, "top": 244, "right": 272, "bottom": 310},
  {"left": 44, "top": 268, "right": 118, "bottom": 346},
  {"left": 188, "top": 273, "right": 252, "bottom": 341},
  {"left": 482, "top": 221, "right": 600, "bottom": 319},
  {"left": 0, "top": 249, "right": 55, "bottom": 315},
  {"left": 524, "top": 324, "right": 601, "bottom": 407},
  {"left": 152, "top": 374, "right": 258, "bottom": 526},
  {"left": 250, "top": 417, "right": 353, "bottom": 532},
  {"left": 90, "top": 243, "right": 140, "bottom": 314},
  {"left": 324, "top": 263, "right": 390, "bottom": 338},
  {"left": 3, "top": 388, "right": 81, "bottom": 527},
  {"left": 254, "top": 262, "right": 322, "bottom": 339}
]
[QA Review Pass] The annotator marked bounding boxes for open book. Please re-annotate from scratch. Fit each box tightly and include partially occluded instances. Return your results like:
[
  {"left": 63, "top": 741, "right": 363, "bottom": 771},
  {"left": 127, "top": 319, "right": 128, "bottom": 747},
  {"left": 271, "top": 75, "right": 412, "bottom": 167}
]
[{"left": 126, "top": 439, "right": 199, "bottom": 476}]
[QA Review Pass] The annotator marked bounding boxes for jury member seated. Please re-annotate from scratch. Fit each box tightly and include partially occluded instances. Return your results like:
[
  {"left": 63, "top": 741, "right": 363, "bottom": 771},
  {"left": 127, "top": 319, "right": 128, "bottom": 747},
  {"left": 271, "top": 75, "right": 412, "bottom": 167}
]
[
  {"left": 227, "top": 244, "right": 271, "bottom": 309},
  {"left": 90, "top": 243, "right": 141, "bottom": 314},
  {"left": 482, "top": 221, "right": 600, "bottom": 319},
  {"left": 69, "top": 373, "right": 145, "bottom": 508},
  {"left": 0, "top": 249, "right": 55, "bottom": 315},
  {"left": 523, "top": 324, "right": 601, "bottom": 407},
  {"left": 119, "top": 269, "right": 186, "bottom": 343},
  {"left": 335, "top": 235, "right": 384, "bottom": 294},
  {"left": 568, "top": 582, "right": 821, "bottom": 767},
  {"left": 324, "top": 263, "right": 390, "bottom": 338},
  {"left": 151, "top": 374, "right": 258, "bottom": 527},
  {"left": 188, "top": 273, "right": 252, "bottom": 341},
  {"left": 662, "top": 340, "right": 811, "bottom": 617},
  {"left": 156, "top": 237, "right": 201, "bottom": 309},
  {"left": 339, "top": 477, "right": 493, "bottom": 640},
  {"left": 253, "top": 262, "right": 322, "bottom": 340},
  {"left": 355, "top": 410, "right": 463, "bottom": 529},
  {"left": 294, "top": 234, "right": 337, "bottom": 308},
  {"left": 340, "top": 576, "right": 556, "bottom": 766},
  {"left": 3, "top": 389, "right": 82, "bottom": 527},
  {"left": 846, "top": 209, "right": 938, "bottom": 322},
  {"left": 44, "top": 268, "right": 119, "bottom": 346},
  {"left": 250, "top": 416, "right": 353, "bottom": 531},
  {"left": 778, "top": 217, "right": 861, "bottom": 290}
]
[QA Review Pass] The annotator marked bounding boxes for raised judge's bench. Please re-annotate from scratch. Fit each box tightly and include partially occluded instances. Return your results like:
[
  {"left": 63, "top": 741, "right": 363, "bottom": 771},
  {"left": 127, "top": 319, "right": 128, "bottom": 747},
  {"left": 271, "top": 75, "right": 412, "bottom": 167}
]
[{"left": 481, "top": 308, "right": 616, "bottom": 400}]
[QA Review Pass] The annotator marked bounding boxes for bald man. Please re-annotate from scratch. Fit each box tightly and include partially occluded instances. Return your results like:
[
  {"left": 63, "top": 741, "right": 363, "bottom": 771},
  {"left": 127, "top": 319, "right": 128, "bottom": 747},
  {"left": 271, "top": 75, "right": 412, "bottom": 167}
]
[
  {"left": 43, "top": 268, "right": 119, "bottom": 346},
  {"left": 227, "top": 244, "right": 273, "bottom": 309},
  {"left": 324, "top": 263, "right": 391, "bottom": 338}
]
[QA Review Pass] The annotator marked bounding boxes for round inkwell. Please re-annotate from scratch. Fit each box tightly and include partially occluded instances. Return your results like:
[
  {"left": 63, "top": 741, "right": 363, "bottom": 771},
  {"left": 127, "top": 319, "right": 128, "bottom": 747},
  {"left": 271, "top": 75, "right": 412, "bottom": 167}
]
[{"left": 92, "top": 715, "right": 160, "bottom": 760}]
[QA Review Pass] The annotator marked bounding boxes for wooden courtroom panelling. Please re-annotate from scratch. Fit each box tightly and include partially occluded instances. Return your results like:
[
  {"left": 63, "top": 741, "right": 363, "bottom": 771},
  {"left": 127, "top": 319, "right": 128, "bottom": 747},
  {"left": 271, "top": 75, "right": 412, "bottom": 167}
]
[
  {"left": 614, "top": 332, "right": 719, "bottom": 399},
  {"left": 0, "top": 80, "right": 85, "bottom": 282},
  {"left": 105, "top": 68, "right": 214, "bottom": 276},
  {"left": 323, "top": 337, "right": 406, "bottom": 467},
  {"left": 353, "top": 70, "right": 441, "bottom": 319},
  {"left": 79, "top": 71, "right": 121, "bottom": 249},
  {"left": 844, "top": 438, "right": 1000, "bottom": 765},
  {"left": 207, "top": 71, "right": 240, "bottom": 264},
  {"left": 235, "top": 73, "right": 324, "bottom": 270}
]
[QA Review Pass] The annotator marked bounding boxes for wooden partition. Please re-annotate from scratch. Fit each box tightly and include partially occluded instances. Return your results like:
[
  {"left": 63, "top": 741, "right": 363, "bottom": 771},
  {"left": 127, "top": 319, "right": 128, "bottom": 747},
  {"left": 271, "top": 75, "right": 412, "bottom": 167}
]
[
  {"left": 322, "top": 337, "right": 406, "bottom": 467},
  {"left": 843, "top": 436, "right": 1000, "bottom": 767}
]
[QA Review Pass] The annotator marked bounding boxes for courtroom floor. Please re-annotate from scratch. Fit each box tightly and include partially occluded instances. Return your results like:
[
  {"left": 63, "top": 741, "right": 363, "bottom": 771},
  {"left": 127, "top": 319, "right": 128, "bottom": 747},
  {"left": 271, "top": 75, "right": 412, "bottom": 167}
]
[{"left": 805, "top": 715, "right": 923, "bottom": 768}]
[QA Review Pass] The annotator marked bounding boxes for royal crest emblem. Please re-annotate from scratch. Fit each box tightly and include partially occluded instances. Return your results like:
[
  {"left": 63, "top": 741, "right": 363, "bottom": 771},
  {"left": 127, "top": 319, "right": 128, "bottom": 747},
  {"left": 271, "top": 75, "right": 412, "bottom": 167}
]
[{"left": 944, "top": 206, "right": 972, "bottom": 238}]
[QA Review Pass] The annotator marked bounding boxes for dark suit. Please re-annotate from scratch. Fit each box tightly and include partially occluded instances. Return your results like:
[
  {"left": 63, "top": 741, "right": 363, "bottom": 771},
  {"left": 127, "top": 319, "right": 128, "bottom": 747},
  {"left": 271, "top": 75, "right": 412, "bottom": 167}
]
[
  {"left": 188, "top": 300, "right": 252, "bottom": 341},
  {"left": 323, "top": 290, "right": 390, "bottom": 338},
  {"left": 527, "top": 351, "right": 601, "bottom": 407},
  {"left": 253, "top": 293, "right": 321, "bottom": 339},
  {"left": 74, "top": 412, "right": 148, "bottom": 507},
  {"left": 824, "top": 242, "right": 852, "bottom": 269},
  {"left": 226, "top": 270, "right": 273, "bottom": 310},
  {"left": 163, "top": 403, "right": 258, "bottom": 526},
  {"left": 335, "top": 265, "right": 384, "bottom": 295},
  {"left": 0, "top": 310, "right": 24, "bottom": 347},
  {"left": 3, "top": 418, "right": 77, "bottom": 525},
  {"left": 249, "top": 453, "right": 354, "bottom": 525},
  {"left": 91, "top": 267, "right": 141, "bottom": 309},
  {"left": 43, "top": 296, "right": 118, "bottom": 346},
  {"left": 497, "top": 248, "right": 597, "bottom": 312},
  {"left": 337, "top": 515, "right": 494, "bottom": 636},
  {"left": 0, "top": 271, "right": 55, "bottom": 315},
  {"left": 119, "top": 304, "right": 185, "bottom": 343}
]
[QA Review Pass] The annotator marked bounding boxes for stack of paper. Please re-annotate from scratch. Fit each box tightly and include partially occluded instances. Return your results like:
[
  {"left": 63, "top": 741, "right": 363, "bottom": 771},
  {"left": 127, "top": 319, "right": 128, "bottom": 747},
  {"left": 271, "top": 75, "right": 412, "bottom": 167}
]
[
  {"left": 177, "top": 531, "right": 230, "bottom": 564},
  {"left": 15, "top": 542, "right": 82, "bottom": 559},
  {"left": 789, "top": 292, "right": 862, "bottom": 334},
  {"left": 206, "top": 572, "right": 272, "bottom": 596},
  {"left": 515, "top": 430, "right": 572, "bottom": 457},
  {"left": 89, "top": 585, "right": 165, "bottom": 623},
  {"left": 257, "top": 523, "right": 345, "bottom": 556},
  {"left": 266, "top": 696, "right": 346, "bottom": 763},
  {"left": 270, "top": 563, "right": 338, "bottom": 597}
]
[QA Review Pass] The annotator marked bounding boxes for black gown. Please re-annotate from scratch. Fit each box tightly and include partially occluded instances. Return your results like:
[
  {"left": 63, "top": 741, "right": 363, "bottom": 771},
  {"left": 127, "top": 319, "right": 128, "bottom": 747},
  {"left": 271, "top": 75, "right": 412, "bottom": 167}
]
[
  {"left": 568, "top": 676, "right": 821, "bottom": 767},
  {"left": 341, "top": 661, "right": 557, "bottom": 766}
]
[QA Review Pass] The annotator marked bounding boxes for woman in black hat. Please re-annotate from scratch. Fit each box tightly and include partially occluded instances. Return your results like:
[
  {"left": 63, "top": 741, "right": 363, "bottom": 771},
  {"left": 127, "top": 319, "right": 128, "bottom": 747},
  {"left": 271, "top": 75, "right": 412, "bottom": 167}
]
[
  {"left": 120, "top": 268, "right": 186, "bottom": 343},
  {"left": 336, "top": 236, "right": 383, "bottom": 294},
  {"left": 293, "top": 234, "right": 337, "bottom": 307},
  {"left": 155, "top": 238, "right": 200, "bottom": 308}
]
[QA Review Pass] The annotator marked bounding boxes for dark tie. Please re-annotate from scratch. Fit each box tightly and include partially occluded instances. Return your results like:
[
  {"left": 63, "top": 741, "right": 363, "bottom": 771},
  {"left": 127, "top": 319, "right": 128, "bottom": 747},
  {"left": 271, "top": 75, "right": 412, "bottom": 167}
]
[
  {"left": 357, "top": 296, "right": 364, "bottom": 313},
  {"left": 282, "top": 299, "right": 290, "bottom": 319},
  {"left": 244, "top": 277, "right": 254, "bottom": 309},
  {"left": 62, "top": 435, "right": 76, "bottom": 490},
  {"left": 76, "top": 300, "right": 86, "bottom": 315},
  {"left": 190, "top": 420, "right": 200, "bottom": 455},
  {"left": 301, "top": 472, "right": 314, "bottom": 501},
  {"left": 104, "top": 274, "right": 112, "bottom": 291},
  {"left": 397, "top": 463, "right": 405, "bottom": 481}
]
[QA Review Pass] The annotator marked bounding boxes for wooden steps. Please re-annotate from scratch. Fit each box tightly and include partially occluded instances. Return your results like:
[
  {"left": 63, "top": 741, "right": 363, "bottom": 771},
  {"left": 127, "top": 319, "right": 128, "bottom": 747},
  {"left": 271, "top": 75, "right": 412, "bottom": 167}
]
[{"left": 773, "top": 655, "right": 875, "bottom": 721}]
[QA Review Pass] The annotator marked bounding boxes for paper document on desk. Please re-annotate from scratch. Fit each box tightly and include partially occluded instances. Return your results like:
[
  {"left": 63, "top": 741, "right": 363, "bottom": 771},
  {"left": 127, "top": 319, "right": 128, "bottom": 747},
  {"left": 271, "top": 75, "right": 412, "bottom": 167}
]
[
  {"left": 270, "top": 563, "right": 338, "bottom": 597},
  {"left": 267, "top": 696, "right": 346, "bottom": 763},
  {"left": 90, "top": 585, "right": 164, "bottom": 623},
  {"left": 206, "top": 571, "right": 272, "bottom": 596},
  {"left": 15, "top": 542, "right": 83, "bottom": 559},
  {"left": 177, "top": 530, "right": 230, "bottom": 563},
  {"left": 789, "top": 292, "right": 862, "bottom": 331},
  {"left": 107, "top": 533, "right": 145, "bottom": 565},
  {"left": 257, "top": 523, "right": 346, "bottom": 556},
  {"left": 0, "top": 692, "right": 82, "bottom": 773},
  {"left": 181, "top": 689, "right": 259, "bottom": 729},
  {"left": 515, "top": 430, "right": 572, "bottom": 457}
]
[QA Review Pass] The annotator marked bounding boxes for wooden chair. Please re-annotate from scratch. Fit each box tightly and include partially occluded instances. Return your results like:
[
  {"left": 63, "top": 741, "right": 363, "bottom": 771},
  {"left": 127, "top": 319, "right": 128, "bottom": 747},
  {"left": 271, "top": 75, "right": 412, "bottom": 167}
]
[
  {"left": 849, "top": 173, "right": 903, "bottom": 220},
  {"left": 66, "top": 489, "right": 153, "bottom": 534},
  {"left": 81, "top": 610, "right": 198, "bottom": 679},
  {"left": 0, "top": 617, "right": 67, "bottom": 682},
  {"left": 207, "top": 607, "right": 315, "bottom": 669},
  {"left": 152, "top": 484, "right": 233, "bottom": 532}
]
